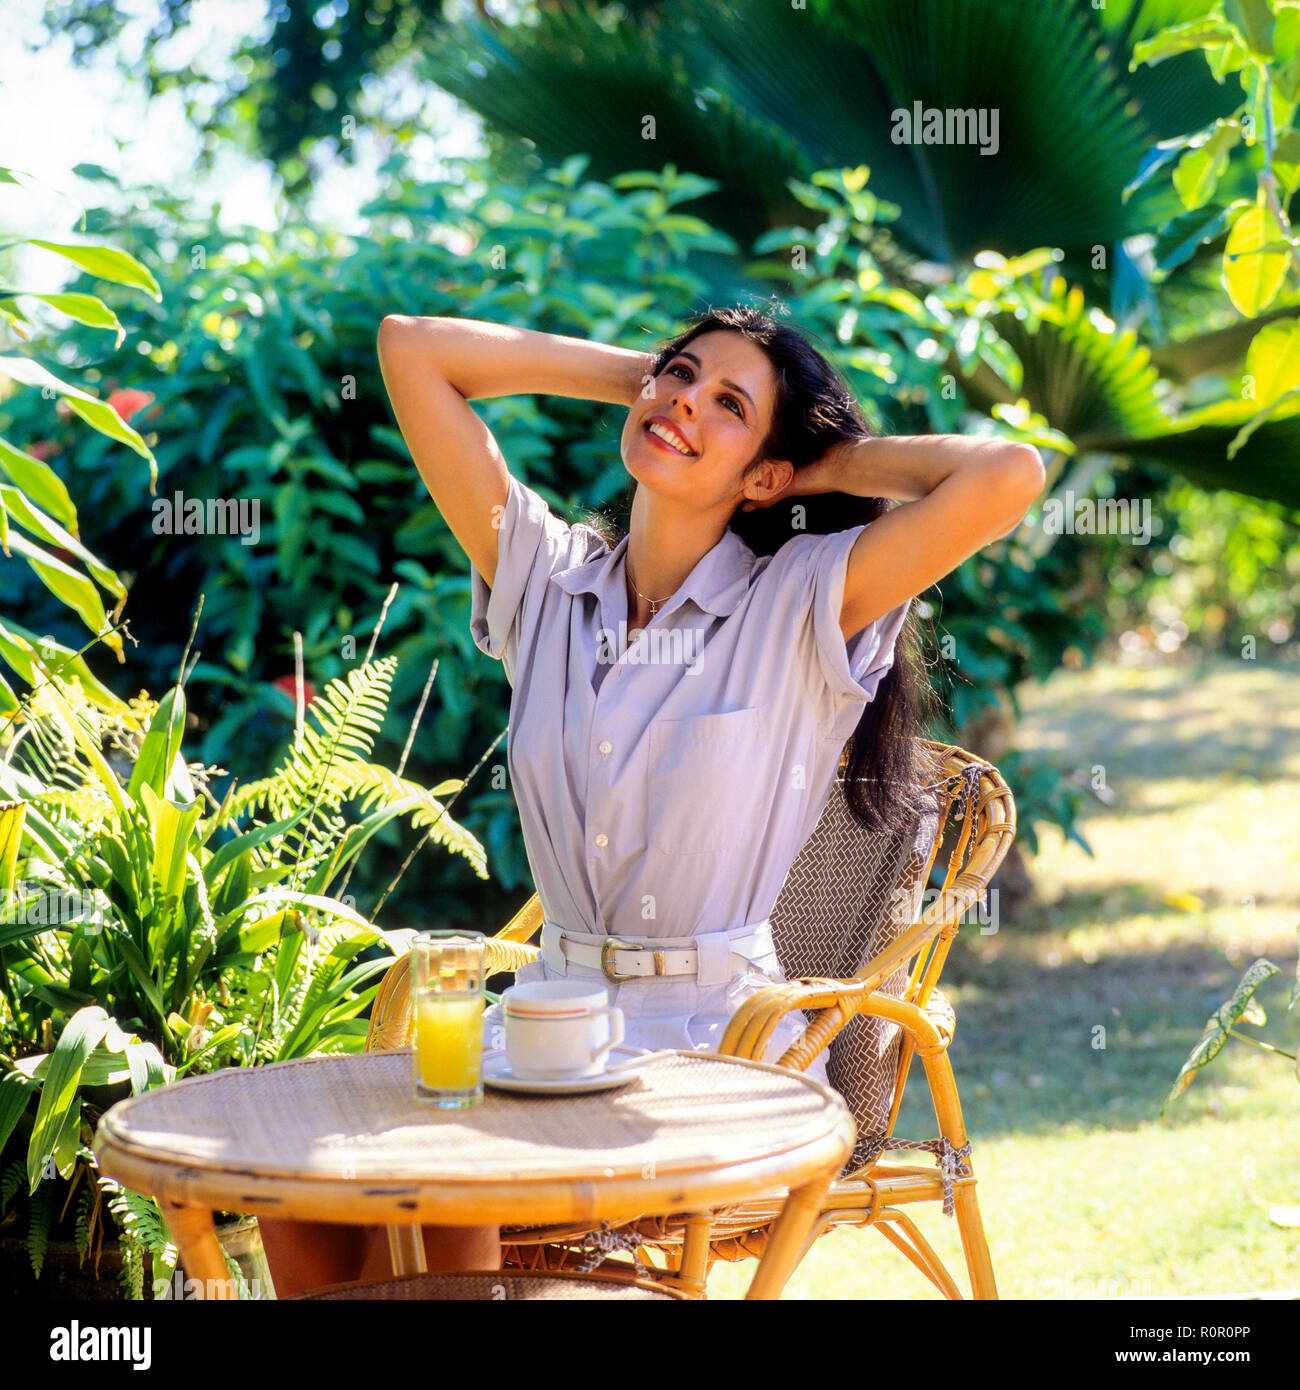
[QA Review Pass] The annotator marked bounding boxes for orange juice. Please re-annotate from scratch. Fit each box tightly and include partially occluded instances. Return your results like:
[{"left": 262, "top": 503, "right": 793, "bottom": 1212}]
[{"left": 415, "top": 993, "right": 483, "bottom": 1091}]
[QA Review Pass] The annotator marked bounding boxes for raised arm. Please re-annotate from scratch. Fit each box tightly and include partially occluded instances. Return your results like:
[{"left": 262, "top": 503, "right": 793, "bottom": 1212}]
[
  {"left": 823, "top": 435, "right": 1046, "bottom": 639},
  {"left": 376, "top": 315, "right": 652, "bottom": 586}
]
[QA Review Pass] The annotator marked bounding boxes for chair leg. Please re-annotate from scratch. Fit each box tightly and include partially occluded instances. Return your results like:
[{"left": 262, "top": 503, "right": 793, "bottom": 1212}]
[
  {"left": 917, "top": 1042, "right": 1000, "bottom": 1300},
  {"left": 953, "top": 1182, "right": 999, "bottom": 1299},
  {"left": 874, "top": 1211, "right": 963, "bottom": 1299}
]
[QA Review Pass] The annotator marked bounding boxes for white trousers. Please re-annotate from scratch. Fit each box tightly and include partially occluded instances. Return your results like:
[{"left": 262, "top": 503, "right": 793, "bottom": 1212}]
[{"left": 481, "top": 918, "right": 829, "bottom": 1085}]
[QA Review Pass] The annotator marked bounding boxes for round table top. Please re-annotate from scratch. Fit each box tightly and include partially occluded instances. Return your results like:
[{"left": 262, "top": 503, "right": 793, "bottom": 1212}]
[{"left": 95, "top": 1050, "right": 855, "bottom": 1226}]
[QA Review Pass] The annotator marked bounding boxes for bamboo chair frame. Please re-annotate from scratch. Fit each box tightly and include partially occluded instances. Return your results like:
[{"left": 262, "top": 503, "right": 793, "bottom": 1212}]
[{"left": 363, "top": 738, "right": 1015, "bottom": 1300}]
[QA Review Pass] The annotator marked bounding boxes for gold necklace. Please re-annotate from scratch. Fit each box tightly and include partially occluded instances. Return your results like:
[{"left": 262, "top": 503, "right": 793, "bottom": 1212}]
[{"left": 627, "top": 559, "right": 673, "bottom": 617}]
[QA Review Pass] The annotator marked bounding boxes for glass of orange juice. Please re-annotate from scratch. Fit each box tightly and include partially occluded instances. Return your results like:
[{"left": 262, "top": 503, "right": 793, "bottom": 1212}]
[{"left": 410, "top": 931, "right": 487, "bottom": 1109}]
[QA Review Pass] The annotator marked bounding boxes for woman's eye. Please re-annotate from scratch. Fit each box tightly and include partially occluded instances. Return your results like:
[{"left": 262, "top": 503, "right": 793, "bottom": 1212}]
[{"left": 664, "top": 365, "right": 741, "bottom": 417}]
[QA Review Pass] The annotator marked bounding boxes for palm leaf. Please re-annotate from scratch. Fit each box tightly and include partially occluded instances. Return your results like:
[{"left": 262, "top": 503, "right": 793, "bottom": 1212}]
[
  {"left": 957, "top": 275, "right": 1300, "bottom": 505},
  {"left": 424, "top": 0, "right": 1237, "bottom": 262}
]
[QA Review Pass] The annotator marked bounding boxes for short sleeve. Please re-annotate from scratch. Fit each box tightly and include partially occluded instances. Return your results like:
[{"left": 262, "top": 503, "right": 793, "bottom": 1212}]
[
  {"left": 468, "top": 473, "right": 606, "bottom": 683},
  {"left": 797, "top": 526, "right": 911, "bottom": 707}
]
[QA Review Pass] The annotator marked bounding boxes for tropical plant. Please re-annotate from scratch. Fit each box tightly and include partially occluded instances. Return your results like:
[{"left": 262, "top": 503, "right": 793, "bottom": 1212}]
[
  {"left": 0, "top": 160, "right": 161, "bottom": 710},
  {"left": 0, "top": 640, "right": 483, "bottom": 1294},
  {"left": 1160, "top": 921, "right": 1300, "bottom": 1232}
]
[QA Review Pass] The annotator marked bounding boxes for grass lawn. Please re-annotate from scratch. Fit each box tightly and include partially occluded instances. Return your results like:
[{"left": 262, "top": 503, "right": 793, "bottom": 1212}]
[{"left": 707, "top": 655, "right": 1300, "bottom": 1299}]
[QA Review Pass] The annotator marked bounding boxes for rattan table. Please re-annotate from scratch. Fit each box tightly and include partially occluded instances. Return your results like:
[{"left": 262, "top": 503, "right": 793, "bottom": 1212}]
[{"left": 94, "top": 1048, "right": 855, "bottom": 1300}]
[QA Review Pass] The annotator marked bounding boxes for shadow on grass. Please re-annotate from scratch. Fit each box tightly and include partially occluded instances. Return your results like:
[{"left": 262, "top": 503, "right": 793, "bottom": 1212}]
[{"left": 889, "top": 937, "right": 1299, "bottom": 1146}]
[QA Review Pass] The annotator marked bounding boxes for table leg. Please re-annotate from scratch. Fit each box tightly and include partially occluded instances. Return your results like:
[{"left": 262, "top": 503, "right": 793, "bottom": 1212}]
[
  {"left": 744, "top": 1170, "right": 834, "bottom": 1301},
  {"left": 674, "top": 1212, "right": 712, "bottom": 1299},
  {"left": 159, "top": 1201, "right": 236, "bottom": 1300},
  {"left": 387, "top": 1223, "right": 428, "bottom": 1276}
]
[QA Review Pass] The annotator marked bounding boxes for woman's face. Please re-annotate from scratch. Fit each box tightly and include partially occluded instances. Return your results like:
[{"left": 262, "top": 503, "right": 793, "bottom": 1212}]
[{"left": 621, "top": 330, "right": 789, "bottom": 510}]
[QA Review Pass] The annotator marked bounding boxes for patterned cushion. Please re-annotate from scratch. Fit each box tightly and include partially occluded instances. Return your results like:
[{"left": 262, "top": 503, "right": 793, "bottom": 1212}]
[{"left": 771, "top": 777, "right": 941, "bottom": 1173}]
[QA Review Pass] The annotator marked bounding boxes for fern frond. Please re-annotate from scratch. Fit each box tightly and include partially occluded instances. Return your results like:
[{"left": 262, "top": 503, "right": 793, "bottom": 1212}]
[
  {"left": 27, "top": 1182, "right": 51, "bottom": 1279},
  {"left": 75, "top": 1180, "right": 95, "bottom": 1262},
  {"left": 1, "top": 1157, "right": 24, "bottom": 1214},
  {"left": 323, "top": 761, "right": 487, "bottom": 878},
  {"left": 211, "top": 659, "right": 399, "bottom": 889},
  {"left": 101, "top": 1176, "right": 178, "bottom": 1301}
]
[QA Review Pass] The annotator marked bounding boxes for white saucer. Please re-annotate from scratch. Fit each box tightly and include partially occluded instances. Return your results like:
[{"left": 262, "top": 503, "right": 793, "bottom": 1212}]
[{"left": 481, "top": 1046, "right": 653, "bottom": 1095}]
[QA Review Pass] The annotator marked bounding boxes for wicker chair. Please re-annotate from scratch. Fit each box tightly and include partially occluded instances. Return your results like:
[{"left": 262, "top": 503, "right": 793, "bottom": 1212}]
[{"left": 364, "top": 738, "right": 1015, "bottom": 1300}]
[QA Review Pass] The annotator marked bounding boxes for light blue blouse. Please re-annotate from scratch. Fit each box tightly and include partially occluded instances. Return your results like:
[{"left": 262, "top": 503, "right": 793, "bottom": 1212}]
[{"left": 469, "top": 473, "right": 910, "bottom": 949}]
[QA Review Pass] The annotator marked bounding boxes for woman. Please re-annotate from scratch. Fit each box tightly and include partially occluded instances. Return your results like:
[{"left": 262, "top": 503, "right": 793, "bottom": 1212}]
[{"left": 258, "top": 303, "right": 1044, "bottom": 1296}]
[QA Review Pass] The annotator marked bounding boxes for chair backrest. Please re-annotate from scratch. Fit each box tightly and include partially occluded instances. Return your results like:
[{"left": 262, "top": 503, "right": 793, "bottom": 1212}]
[{"left": 770, "top": 739, "right": 1016, "bottom": 1166}]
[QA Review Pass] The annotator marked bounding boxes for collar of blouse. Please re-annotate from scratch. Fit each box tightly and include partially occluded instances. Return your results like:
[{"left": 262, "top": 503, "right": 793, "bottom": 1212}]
[{"left": 550, "top": 527, "right": 758, "bottom": 621}]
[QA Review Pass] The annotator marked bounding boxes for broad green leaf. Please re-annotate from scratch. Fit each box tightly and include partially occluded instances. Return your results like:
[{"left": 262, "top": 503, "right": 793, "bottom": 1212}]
[
  {"left": 0, "top": 799, "right": 25, "bottom": 893},
  {"left": 1161, "top": 959, "right": 1281, "bottom": 1116},
  {"left": 1244, "top": 316, "right": 1300, "bottom": 406},
  {"left": 1131, "top": 19, "right": 1238, "bottom": 68},
  {"left": 0, "top": 1069, "right": 36, "bottom": 1152},
  {"left": 1153, "top": 204, "right": 1234, "bottom": 275},
  {"left": 1, "top": 290, "right": 123, "bottom": 342},
  {"left": 0, "top": 435, "right": 77, "bottom": 527},
  {"left": 202, "top": 809, "right": 309, "bottom": 887},
  {"left": 1225, "top": 0, "right": 1275, "bottom": 58},
  {"left": 26, "top": 1004, "right": 114, "bottom": 1191},
  {"left": 2, "top": 530, "right": 110, "bottom": 636},
  {"left": 0, "top": 483, "right": 122, "bottom": 593},
  {"left": 27, "top": 239, "right": 161, "bottom": 301},
  {"left": 127, "top": 686, "right": 187, "bottom": 802},
  {"left": 0, "top": 616, "right": 128, "bottom": 713},
  {"left": 1223, "top": 204, "right": 1290, "bottom": 316},
  {"left": 0, "top": 358, "right": 156, "bottom": 487},
  {"left": 139, "top": 785, "right": 203, "bottom": 904},
  {"left": 1172, "top": 120, "right": 1240, "bottom": 211},
  {"left": 1273, "top": 128, "right": 1300, "bottom": 198}
]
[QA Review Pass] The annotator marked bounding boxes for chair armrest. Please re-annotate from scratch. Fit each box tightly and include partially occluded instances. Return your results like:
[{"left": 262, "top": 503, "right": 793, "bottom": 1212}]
[{"left": 718, "top": 879, "right": 987, "bottom": 1067}]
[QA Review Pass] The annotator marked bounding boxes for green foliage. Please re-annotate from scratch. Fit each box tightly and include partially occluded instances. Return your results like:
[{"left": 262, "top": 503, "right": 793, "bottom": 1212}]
[
  {"left": 100, "top": 1175, "right": 177, "bottom": 1300},
  {"left": 1161, "top": 932, "right": 1300, "bottom": 1122},
  {"left": 0, "top": 166, "right": 160, "bottom": 694},
  {"left": 0, "top": 643, "right": 476, "bottom": 1292},
  {"left": 1131, "top": 1, "right": 1300, "bottom": 442}
]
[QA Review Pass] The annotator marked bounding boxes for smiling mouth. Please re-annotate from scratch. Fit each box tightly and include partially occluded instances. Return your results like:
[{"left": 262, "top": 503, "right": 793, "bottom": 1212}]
[{"left": 644, "top": 421, "right": 696, "bottom": 456}]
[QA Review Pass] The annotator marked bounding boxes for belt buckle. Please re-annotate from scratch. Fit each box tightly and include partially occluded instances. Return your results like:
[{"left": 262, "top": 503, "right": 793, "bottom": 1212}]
[{"left": 600, "top": 938, "right": 637, "bottom": 982}]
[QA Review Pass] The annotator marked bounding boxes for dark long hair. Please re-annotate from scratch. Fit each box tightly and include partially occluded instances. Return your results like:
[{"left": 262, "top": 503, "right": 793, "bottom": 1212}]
[{"left": 596, "top": 303, "right": 944, "bottom": 834}]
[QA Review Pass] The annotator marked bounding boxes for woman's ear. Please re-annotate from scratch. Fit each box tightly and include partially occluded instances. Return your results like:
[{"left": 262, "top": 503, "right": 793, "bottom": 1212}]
[{"left": 741, "top": 456, "right": 795, "bottom": 511}]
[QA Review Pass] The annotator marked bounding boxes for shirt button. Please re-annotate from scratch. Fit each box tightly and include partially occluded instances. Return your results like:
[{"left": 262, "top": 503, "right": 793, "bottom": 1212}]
[
  {"left": 598, "top": 740, "right": 613, "bottom": 756},
  {"left": 594, "top": 833, "right": 609, "bottom": 848}
]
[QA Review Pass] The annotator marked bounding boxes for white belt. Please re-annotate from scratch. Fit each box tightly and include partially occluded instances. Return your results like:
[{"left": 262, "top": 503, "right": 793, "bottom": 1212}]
[{"left": 540, "top": 918, "right": 773, "bottom": 987}]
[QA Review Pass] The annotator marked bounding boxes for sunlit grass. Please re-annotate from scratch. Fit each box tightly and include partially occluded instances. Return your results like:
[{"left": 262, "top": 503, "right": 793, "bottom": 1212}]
[{"left": 707, "top": 655, "right": 1300, "bottom": 1299}]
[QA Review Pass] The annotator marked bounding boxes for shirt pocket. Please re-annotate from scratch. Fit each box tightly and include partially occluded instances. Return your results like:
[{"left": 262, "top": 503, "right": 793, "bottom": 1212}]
[{"left": 646, "top": 706, "right": 763, "bottom": 854}]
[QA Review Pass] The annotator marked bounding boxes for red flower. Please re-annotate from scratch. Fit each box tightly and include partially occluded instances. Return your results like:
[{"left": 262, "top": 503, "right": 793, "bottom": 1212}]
[
  {"left": 271, "top": 675, "right": 318, "bottom": 706},
  {"left": 107, "top": 388, "right": 155, "bottom": 423},
  {"left": 26, "top": 441, "right": 59, "bottom": 460}
]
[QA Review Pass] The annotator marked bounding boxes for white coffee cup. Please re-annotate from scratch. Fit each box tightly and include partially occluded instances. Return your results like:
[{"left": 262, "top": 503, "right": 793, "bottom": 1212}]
[{"left": 502, "top": 981, "right": 625, "bottom": 1080}]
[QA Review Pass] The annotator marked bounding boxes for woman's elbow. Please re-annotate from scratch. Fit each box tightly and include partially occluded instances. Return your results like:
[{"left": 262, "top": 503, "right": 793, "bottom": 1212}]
[
  {"left": 990, "top": 446, "right": 1045, "bottom": 537},
  {"left": 377, "top": 314, "right": 416, "bottom": 357},
  {"left": 1003, "top": 444, "right": 1046, "bottom": 499}
]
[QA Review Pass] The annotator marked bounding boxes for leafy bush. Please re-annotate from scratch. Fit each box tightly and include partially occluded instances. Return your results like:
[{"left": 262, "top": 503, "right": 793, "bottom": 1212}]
[
  {"left": 0, "top": 643, "right": 480, "bottom": 1293},
  {"left": 2, "top": 154, "right": 1120, "bottom": 913}
]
